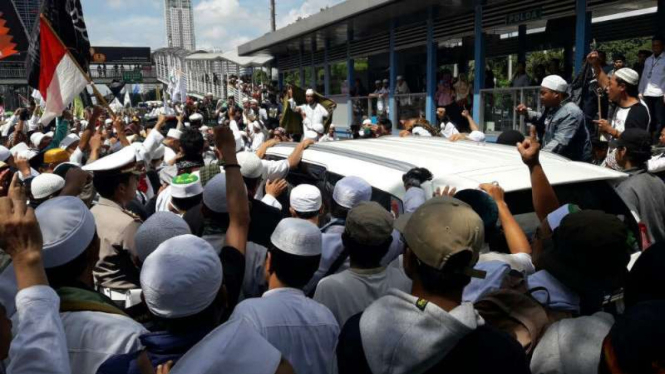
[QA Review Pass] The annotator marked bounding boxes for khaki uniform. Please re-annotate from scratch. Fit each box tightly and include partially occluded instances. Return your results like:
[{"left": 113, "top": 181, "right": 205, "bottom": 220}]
[{"left": 91, "top": 197, "right": 142, "bottom": 290}]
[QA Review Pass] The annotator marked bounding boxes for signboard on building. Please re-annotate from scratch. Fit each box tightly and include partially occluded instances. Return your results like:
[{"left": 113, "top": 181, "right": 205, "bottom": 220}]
[
  {"left": 91, "top": 46, "right": 152, "bottom": 65},
  {"left": 505, "top": 8, "right": 543, "bottom": 25},
  {"left": 122, "top": 71, "right": 143, "bottom": 83}
]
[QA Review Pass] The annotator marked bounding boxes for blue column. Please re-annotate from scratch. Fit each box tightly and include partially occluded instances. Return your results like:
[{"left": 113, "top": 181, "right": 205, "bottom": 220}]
[
  {"left": 347, "top": 26, "right": 355, "bottom": 127},
  {"left": 389, "top": 19, "right": 397, "bottom": 130},
  {"left": 324, "top": 38, "right": 331, "bottom": 96},
  {"left": 425, "top": 7, "right": 436, "bottom": 123},
  {"left": 278, "top": 70, "right": 284, "bottom": 92},
  {"left": 517, "top": 25, "right": 527, "bottom": 63},
  {"left": 299, "top": 42, "right": 305, "bottom": 88},
  {"left": 311, "top": 38, "right": 317, "bottom": 90},
  {"left": 574, "top": 0, "right": 591, "bottom": 75},
  {"left": 472, "top": 0, "right": 485, "bottom": 124}
]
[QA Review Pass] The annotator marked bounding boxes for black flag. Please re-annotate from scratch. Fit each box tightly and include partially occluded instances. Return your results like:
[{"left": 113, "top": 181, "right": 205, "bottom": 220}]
[
  {"left": 0, "top": 1, "right": 29, "bottom": 61},
  {"left": 26, "top": 0, "right": 91, "bottom": 89}
]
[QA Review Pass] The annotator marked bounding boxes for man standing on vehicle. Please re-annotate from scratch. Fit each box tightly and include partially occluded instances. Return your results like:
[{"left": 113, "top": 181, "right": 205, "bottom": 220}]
[
  {"left": 295, "top": 89, "right": 330, "bottom": 136},
  {"left": 517, "top": 75, "right": 592, "bottom": 162}
]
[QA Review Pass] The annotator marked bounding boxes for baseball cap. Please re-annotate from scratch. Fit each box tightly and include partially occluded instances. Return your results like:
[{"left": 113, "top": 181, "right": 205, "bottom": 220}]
[
  {"left": 540, "top": 210, "right": 631, "bottom": 293},
  {"left": 610, "top": 128, "right": 651, "bottom": 153},
  {"left": 394, "top": 196, "right": 485, "bottom": 277},
  {"left": 344, "top": 201, "right": 394, "bottom": 246}
]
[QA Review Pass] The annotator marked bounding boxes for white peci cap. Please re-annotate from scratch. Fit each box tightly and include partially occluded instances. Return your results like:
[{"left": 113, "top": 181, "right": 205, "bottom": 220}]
[
  {"left": 333, "top": 176, "right": 372, "bottom": 209},
  {"left": 362, "top": 119, "right": 372, "bottom": 126},
  {"left": 36, "top": 196, "right": 97, "bottom": 269},
  {"left": 250, "top": 99, "right": 259, "bottom": 104},
  {"left": 141, "top": 234, "right": 222, "bottom": 318},
  {"left": 236, "top": 151, "right": 263, "bottom": 179},
  {"left": 171, "top": 173, "right": 204, "bottom": 198},
  {"left": 0, "top": 146, "right": 10, "bottom": 162},
  {"left": 382, "top": 79, "right": 389, "bottom": 83},
  {"left": 30, "top": 132, "right": 45, "bottom": 148},
  {"left": 290, "top": 184, "right": 322, "bottom": 213},
  {"left": 541, "top": 75, "right": 568, "bottom": 93},
  {"left": 59, "top": 134, "right": 80, "bottom": 149},
  {"left": 17, "top": 149, "right": 38, "bottom": 160},
  {"left": 242, "top": 98, "right": 249, "bottom": 103},
  {"left": 305, "top": 89, "right": 315, "bottom": 96},
  {"left": 167, "top": 129, "right": 182, "bottom": 140},
  {"left": 9, "top": 143, "right": 29, "bottom": 157},
  {"left": 189, "top": 113, "right": 203, "bottom": 122},
  {"left": 202, "top": 174, "right": 228, "bottom": 213},
  {"left": 31, "top": 173, "right": 65, "bottom": 200},
  {"left": 397, "top": 75, "right": 404, "bottom": 80},
  {"left": 614, "top": 68, "right": 640, "bottom": 86},
  {"left": 104, "top": 118, "right": 113, "bottom": 126},
  {"left": 135, "top": 212, "right": 191, "bottom": 263},
  {"left": 270, "top": 218, "right": 322, "bottom": 257},
  {"left": 375, "top": 80, "right": 381, "bottom": 84}
]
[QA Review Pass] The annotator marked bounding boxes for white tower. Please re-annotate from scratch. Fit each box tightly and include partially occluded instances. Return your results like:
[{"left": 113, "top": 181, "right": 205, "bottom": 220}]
[{"left": 164, "top": 0, "right": 196, "bottom": 51}]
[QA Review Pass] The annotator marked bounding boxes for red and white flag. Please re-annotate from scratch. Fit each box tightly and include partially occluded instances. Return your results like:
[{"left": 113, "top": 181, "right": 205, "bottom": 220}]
[{"left": 34, "top": 16, "right": 88, "bottom": 125}]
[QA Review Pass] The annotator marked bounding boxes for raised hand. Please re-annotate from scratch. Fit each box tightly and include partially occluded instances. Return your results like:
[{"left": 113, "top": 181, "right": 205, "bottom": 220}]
[
  {"left": 265, "top": 179, "right": 288, "bottom": 198},
  {"left": 517, "top": 126, "right": 541, "bottom": 167}
]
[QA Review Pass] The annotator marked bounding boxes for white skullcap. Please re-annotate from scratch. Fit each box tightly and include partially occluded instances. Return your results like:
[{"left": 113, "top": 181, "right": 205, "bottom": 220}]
[
  {"left": 200, "top": 125, "right": 209, "bottom": 133},
  {"left": 397, "top": 75, "right": 404, "bottom": 80},
  {"left": 304, "top": 130, "right": 319, "bottom": 140},
  {"left": 404, "top": 187, "right": 427, "bottom": 213},
  {"left": 189, "top": 113, "right": 203, "bottom": 122},
  {"left": 250, "top": 99, "right": 259, "bottom": 104},
  {"left": 242, "top": 98, "right": 249, "bottom": 103},
  {"left": 104, "top": 118, "right": 113, "bottom": 125},
  {"left": 30, "top": 132, "right": 45, "bottom": 148},
  {"left": 306, "top": 89, "right": 315, "bottom": 96},
  {"left": 382, "top": 79, "right": 389, "bottom": 83},
  {"left": 312, "top": 123, "right": 325, "bottom": 135},
  {"left": 412, "top": 127, "right": 432, "bottom": 137},
  {"left": 203, "top": 174, "right": 228, "bottom": 213},
  {"left": 9, "top": 142, "right": 29, "bottom": 156},
  {"left": 290, "top": 184, "right": 322, "bottom": 213},
  {"left": 36, "top": 196, "right": 96, "bottom": 269},
  {"left": 59, "top": 134, "right": 80, "bottom": 149},
  {"left": 270, "top": 218, "right": 322, "bottom": 257},
  {"left": 82, "top": 145, "right": 137, "bottom": 172},
  {"left": 171, "top": 174, "right": 204, "bottom": 198},
  {"left": 206, "top": 92, "right": 213, "bottom": 96},
  {"left": 17, "top": 149, "right": 38, "bottom": 160},
  {"left": 31, "top": 173, "right": 65, "bottom": 199},
  {"left": 141, "top": 234, "right": 222, "bottom": 318},
  {"left": 80, "top": 120, "right": 88, "bottom": 127},
  {"left": 333, "top": 176, "right": 372, "bottom": 209},
  {"left": 541, "top": 75, "right": 568, "bottom": 93},
  {"left": 375, "top": 80, "right": 381, "bottom": 84},
  {"left": 169, "top": 319, "right": 281, "bottom": 374},
  {"left": 152, "top": 145, "right": 166, "bottom": 160},
  {"left": 614, "top": 68, "right": 640, "bottom": 86},
  {"left": 0, "top": 146, "right": 10, "bottom": 162},
  {"left": 167, "top": 129, "right": 182, "bottom": 140},
  {"left": 362, "top": 119, "right": 372, "bottom": 126},
  {"left": 135, "top": 212, "right": 191, "bottom": 263},
  {"left": 236, "top": 151, "right": 263, "bottom": 179}
]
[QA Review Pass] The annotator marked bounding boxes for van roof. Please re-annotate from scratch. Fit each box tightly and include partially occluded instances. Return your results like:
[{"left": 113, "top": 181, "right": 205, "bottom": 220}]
[{"left": 266, "top": 137, "right": 627, "bottom": 200}]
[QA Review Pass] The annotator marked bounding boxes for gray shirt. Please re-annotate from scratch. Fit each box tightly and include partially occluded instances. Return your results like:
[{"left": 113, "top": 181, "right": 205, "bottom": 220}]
[{"left": 616, "top": 168, "right": 665, "bottom": 244}]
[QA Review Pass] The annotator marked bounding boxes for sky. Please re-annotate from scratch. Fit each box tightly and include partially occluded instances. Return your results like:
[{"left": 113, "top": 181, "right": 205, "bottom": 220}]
[{"left": 80, "top": 0, "right": 345, "bottom": 52}]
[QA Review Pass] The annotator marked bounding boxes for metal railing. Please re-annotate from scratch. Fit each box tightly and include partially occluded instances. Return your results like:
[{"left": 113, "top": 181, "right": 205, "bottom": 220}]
[
  {"left": 478, "top": 86, "right": 541, "bottom": 134},
  {"left": 0, "top": 68, "right": 25, "bottom": 79}
]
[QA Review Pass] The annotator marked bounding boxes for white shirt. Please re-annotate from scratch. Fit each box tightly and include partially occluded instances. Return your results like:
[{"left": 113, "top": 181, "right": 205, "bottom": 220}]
[
  {"left": 639, "top": 53, "right": 665, "bottom": 97},
  {"left": 319, "top": 133, "right": 337, "bottom": 142},
  {"left": 649, "top": 152, "right": 665, "bottom": 173},
  {"left": 6, "top": 286, "right": 70, "bottom": 374},
  {"left": 60, "top": 310, "right": 146, "bottom": 374},
  {"left": 440, "top": 122, "right": 461, "bottom": 138},
  {"left": 231, "top": 287, "right": 339, "bottom": 374},
  {"left": 299, "top": 103, "right": 328, "bottom": 129},
  {"left": 69, "top": 147, "right": 84, "bottom": 165},
  {"left": 250, "top": 132, "right": 265, "bottom": 152},
  {"left": 314, "top": 266, "right": 412, "bottom": 327}
]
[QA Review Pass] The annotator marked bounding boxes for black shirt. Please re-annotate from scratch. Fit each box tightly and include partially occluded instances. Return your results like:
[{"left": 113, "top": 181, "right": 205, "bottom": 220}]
[{"left": 248, "top": 198, "right": 282, "bottom": 248}]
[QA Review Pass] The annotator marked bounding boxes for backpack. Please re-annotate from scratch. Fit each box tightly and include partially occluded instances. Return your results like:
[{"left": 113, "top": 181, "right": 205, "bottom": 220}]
[{"left": 474, "top": 287, "right": 555, "bottom": 355}]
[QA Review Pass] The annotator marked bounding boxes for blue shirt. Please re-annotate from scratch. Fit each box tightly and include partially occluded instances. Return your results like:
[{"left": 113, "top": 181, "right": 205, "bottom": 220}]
[
  {"left": 230, "top": 287, "right": 340, "bottom": 374},
  {"left": 528, "top": 101, "right": 592, "bottom": 162}
]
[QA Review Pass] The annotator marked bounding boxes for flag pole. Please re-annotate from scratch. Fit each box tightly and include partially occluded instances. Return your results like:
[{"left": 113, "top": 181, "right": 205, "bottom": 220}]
[{"left": 38, "top": 14, "right": 117, "bottom": 119}]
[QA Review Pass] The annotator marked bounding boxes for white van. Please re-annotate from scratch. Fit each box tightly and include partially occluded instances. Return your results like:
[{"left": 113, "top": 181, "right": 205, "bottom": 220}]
[{"left": 266, "top": 137, "right": 641, "bottom": 246}]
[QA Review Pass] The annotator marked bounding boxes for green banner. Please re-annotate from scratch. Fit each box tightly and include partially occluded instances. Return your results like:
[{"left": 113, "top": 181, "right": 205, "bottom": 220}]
[{"left": 122, "top": 71, "right": 143, "bottom": 83}]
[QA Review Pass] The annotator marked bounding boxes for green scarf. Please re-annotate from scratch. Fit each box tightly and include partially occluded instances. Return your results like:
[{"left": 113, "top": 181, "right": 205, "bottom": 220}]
[{"left": 57, "top": 287, "right": 128, "bottom": 317}]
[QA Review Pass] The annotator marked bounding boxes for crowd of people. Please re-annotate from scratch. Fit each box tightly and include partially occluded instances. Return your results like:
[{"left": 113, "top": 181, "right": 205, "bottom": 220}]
[{"left": 0, "top": 28, "right": 663, "bottom": 374}]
